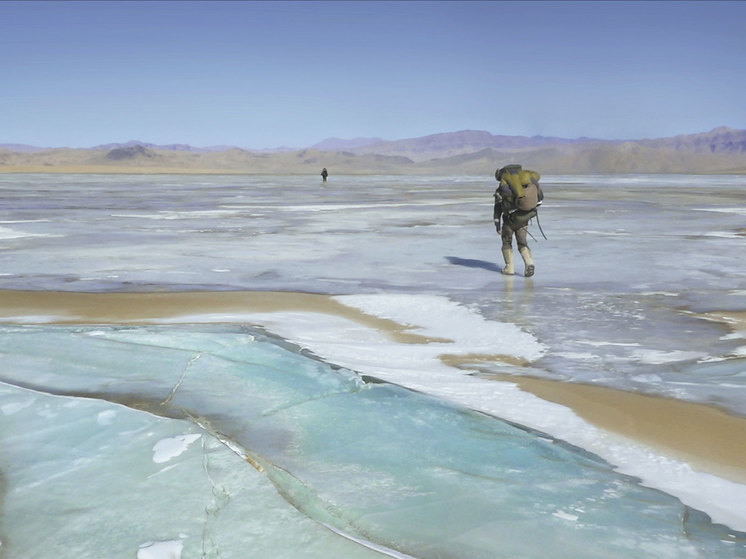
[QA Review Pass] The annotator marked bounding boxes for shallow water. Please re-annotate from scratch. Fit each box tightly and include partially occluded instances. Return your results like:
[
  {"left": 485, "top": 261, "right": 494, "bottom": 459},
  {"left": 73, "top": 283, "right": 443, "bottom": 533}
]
[{"left": 0, "top": 173, "right": 745, "bottom": 557}]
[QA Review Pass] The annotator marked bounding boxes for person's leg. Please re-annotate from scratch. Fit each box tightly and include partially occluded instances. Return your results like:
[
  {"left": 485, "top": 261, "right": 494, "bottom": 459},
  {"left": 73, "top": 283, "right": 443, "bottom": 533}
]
[
  {"left": 515, "top": 227, "right": 534, "bottom": 277},
  {"left": 501, "top": 223, "right": 515, "bottom": 275}
]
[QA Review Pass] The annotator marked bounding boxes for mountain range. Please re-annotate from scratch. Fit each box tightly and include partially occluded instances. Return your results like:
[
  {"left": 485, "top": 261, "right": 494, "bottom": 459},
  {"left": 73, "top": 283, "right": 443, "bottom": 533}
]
[{"left": 2, "top": 127, "right": 745, "bottom": 174}]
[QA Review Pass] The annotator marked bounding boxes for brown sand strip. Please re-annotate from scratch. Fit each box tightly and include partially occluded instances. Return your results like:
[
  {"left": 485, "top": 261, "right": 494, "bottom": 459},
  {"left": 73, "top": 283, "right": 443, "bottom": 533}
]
[
  {"left": 441, "top": 352, "right": 531, "bottom": 368},
  {"left": 484, "top": 373, "right": 746, "bottom": 485},
  {"left": 698, "top": 310, "right": 746, "bottom": 338},
  {"left": 0, "top": 290, "right": 443, "bottom": 344},
  {"left": 2, "top": 289, "right": 745, "bottom": 484}
]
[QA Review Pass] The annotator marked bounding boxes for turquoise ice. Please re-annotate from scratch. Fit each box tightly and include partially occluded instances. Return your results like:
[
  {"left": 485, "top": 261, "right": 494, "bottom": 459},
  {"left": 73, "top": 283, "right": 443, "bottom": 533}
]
[{"left": 1, "top": 324, "right": 743, "bottom": 558}]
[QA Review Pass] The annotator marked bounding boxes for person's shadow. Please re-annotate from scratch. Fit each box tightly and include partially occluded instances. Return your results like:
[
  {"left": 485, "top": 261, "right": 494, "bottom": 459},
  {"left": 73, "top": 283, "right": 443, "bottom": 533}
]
[{"left": 446, "top": 256, "right": 501, "bottom": 273}]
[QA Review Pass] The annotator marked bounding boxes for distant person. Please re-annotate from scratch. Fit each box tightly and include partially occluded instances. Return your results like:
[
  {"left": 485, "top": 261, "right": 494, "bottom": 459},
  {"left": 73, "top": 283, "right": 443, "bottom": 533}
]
[
  {"left": 493, "top": 164, "right": 543, "bottom": 277},
  {"left": 321, "top": 168, "right": 328, "bottom": 184}
]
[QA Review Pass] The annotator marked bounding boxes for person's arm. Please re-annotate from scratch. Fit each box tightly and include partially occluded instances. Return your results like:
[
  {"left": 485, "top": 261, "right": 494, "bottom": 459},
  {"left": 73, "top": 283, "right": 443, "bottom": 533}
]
[{"left": 493, "top": 192, "right": 502, "bottom": 232}]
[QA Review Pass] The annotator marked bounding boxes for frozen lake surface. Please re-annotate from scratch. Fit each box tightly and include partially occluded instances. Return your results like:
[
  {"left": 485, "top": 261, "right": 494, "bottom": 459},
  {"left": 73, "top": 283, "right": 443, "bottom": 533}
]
[{"left": 0, "top": 173, "right": 745, "bottom": 557}]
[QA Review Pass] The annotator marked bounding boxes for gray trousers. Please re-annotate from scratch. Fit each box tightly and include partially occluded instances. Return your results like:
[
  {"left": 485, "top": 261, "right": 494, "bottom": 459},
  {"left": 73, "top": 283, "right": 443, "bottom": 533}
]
[{"left": 501, "top": 218, "right": 529, "bottom": 250}]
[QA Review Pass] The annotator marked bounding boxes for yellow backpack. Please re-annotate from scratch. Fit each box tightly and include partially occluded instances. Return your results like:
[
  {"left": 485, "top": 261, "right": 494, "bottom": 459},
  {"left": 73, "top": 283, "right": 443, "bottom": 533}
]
[{"left": 498, "top": 165, "right": 542, "bottom": 211}]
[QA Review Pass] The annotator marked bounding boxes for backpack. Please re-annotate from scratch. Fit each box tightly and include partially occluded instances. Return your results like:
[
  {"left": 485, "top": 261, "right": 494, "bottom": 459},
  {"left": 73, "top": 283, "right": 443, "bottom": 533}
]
[
  {"left": 516, "top": 181, "right": 540, "bottom": 211},
  {"left": 496, "top": 165, "right": 546, "bottom": 234},
  {"left": 497, "top": 164, "right": 543, "bottom": 212}
]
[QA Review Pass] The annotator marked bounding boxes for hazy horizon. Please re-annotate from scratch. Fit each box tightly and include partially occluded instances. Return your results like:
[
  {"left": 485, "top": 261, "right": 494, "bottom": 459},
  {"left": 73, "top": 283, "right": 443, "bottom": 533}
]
[
  {"left": 2, "top": 1, "right": 745, "bottom": 149},
  {"left": 2, "top": 124, "right": 742, "bottom": 153}
]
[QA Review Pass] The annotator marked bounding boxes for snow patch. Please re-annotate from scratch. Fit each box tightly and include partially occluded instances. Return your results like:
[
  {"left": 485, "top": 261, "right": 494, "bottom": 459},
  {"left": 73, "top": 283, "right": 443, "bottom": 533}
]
[
  {"left": 137, "top": 540, "right": 184, "bottom": 559},
  {"left": 152, "top": 434, "right": 201, "bottom": 464}
]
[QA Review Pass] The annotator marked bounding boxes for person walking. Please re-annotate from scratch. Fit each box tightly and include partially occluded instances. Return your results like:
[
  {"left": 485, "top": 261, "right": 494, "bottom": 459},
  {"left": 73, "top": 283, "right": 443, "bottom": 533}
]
[
  {"left": 321, "top": 168, "right": 328, "bottom": 184},
  {"left": 493, "top": 164, "right": 543, "bottom": 277}
]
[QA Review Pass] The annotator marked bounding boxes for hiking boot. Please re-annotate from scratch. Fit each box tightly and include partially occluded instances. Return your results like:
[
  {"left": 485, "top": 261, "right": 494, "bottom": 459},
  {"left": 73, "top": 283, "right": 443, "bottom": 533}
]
[
  {"left": 501, "top": 248, "right": 515, "bottom": 275},
  {"left": 519, "top": 247, "right": 535, "bottom": 277}
]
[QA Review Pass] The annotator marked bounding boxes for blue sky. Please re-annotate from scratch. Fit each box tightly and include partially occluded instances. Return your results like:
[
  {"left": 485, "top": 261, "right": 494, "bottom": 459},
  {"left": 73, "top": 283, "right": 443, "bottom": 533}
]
[{"left": 1, "top": 1, "right": 744, "bottom": 148}]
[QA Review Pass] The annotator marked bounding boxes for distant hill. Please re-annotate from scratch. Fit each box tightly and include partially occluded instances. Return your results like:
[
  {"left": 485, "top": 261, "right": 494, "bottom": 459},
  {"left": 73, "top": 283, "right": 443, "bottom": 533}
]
[
  {"left": 0, "top": 143, "right": 50, "bottom": 153},
  {"left": 2, "top": 127, "right": 746, "bottom": 174},
  {"left": 91, "top": 141, "right": 240, "bottom": 153},
  {"left": 309, "top": 137, "right": 385, "bottom": 151},
  {"left": 637, "top": 127, "right": 746, "bottom": 153},
  {"left": 332, "top": 130, "right": 595, "bottom": 162},
  {"left": 105, "top": 145, "right": 159, "bottom": 160}
]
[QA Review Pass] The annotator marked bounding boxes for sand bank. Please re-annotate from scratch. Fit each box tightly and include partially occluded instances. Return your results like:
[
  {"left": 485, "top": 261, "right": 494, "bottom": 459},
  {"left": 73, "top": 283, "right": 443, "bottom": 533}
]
[
  {"left": 699, "top": 310, "right": 746, "bottom": 338},
  {"left": 0, "top": 290, "right": 447, "bottom": 342},
  {"left": 1, "top": 289, "right": 744, "bottom": 484},
  {"left": 485, "top": 374, "right": 746, "bottom": 485}
]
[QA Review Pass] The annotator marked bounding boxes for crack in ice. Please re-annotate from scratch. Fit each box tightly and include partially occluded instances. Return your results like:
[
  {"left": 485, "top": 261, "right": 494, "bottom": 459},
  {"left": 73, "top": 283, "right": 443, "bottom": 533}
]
[{"left": 161, "top": 352, "right": 202, "bottom": 407}]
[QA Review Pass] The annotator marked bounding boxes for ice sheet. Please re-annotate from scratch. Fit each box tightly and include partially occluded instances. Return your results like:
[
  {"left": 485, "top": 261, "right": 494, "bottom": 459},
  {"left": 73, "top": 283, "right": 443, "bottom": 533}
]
[
  {"left": 212, "top": 294, "right": 746, "bottom": 533},
  {"left": 1, "top": 173, "right": 745, "bottom": 556},
  {"left": 1, "top": 325, "right": 743, "bottom": 558},
  {"left": 0, "top": 379, "right": 391, "bottom": 558}
]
